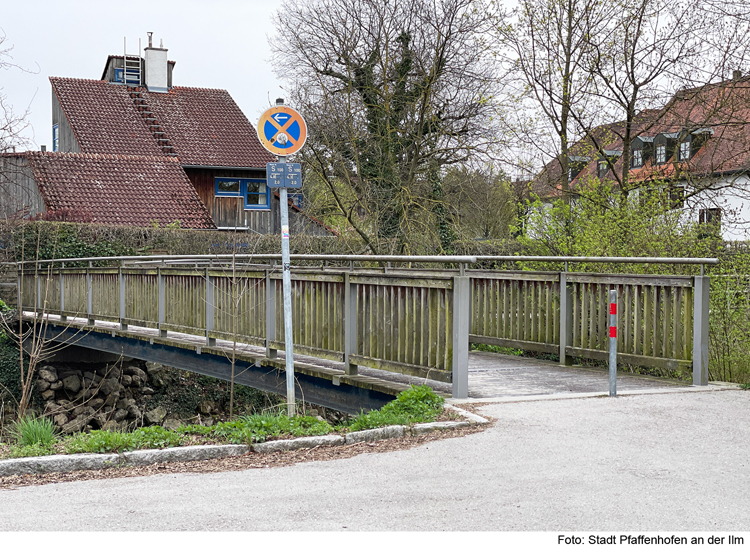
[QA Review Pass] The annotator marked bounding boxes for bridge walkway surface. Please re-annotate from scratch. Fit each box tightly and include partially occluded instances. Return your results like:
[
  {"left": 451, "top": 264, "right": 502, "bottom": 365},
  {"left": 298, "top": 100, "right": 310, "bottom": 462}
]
[{"left": 34, "top": 312, "right": 705, "bottom": 412}]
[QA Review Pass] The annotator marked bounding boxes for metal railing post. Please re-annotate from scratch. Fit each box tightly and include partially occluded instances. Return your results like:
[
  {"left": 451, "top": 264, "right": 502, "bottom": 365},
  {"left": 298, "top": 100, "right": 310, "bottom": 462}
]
[
  {"left": 86, "top": 270, "right": 94, "bottom": 326},
  {"left": 559, "top": 271, "right": 573, "bottom": 366},
  {"left": 692, "top": 275, "right": 710, "bottom": 386},
  {"left": 59, "top": 269, "right": 66, "bottom": 321},
  {"left": 119, "top": 266, "right": 127, "bottom": 331},
  {"left": 452, "top": 274, "right": 471, "bottom": 398},
  {"left": 344, "top": 271, "right": 358, "bottom": 375},
  {"left": 205, "top": 269, "right": 215, "bottom": 346},
  {"left": 158, "top": 268, "right": 166, "bottom": 337},
  {"left": 265, "top": 270, "right": 277, "bottom": 359}
]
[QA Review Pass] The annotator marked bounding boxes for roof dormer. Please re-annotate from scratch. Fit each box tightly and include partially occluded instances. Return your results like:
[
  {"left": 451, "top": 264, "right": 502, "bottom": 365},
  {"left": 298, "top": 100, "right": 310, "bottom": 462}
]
[
  {"left": 598, "top": 150, "right": 621, "bottom": 178},
  {"left": 653, "top": 132, "right": 679, "bottom": 165},
  {"left": 631, "top": 136, "right": 654, "bottom": 169}
]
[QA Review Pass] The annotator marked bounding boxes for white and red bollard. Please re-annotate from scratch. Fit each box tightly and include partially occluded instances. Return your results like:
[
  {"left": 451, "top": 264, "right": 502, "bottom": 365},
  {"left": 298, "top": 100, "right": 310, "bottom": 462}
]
[{"left": 609, "top": 289, "right": 617, "bottom": 397}]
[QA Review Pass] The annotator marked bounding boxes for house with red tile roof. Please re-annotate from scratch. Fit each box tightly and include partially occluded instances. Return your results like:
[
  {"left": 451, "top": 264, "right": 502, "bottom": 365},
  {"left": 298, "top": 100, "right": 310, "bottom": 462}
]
[
  {"left": 530, "top": 74, "right": 750, "bottom": 240},
  {"left": 2, "top": 38, "right": 332, "bottom": 235}
]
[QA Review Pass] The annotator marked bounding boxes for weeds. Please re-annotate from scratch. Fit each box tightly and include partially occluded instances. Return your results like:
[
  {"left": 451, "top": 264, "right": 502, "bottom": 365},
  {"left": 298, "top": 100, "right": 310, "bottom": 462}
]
[
  {"left": 349, "top": 385, "right": 444, "bottom": 431},
  {"left": 1, "top": 386, "right": 446, "bottom": 459},
  {"left": 10, "top": 414, "right": 57, "bottom": 448}
]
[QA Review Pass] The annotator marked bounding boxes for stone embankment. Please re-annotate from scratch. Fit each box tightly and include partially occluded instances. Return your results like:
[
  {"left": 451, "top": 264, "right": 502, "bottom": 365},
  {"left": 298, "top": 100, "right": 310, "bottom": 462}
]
[{"left": 38, "top": 361, "right": 180, "bottom": 434}]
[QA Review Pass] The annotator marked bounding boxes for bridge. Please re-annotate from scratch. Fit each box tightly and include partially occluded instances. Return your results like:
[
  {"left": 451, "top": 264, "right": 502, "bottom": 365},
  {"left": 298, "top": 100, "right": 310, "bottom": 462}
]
[{"left": 12, "top": 254, "right": 716, "bottom": 414}]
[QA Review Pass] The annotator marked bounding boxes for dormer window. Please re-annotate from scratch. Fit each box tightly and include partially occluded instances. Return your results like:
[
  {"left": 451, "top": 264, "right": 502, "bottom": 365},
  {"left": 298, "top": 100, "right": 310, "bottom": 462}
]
[
  {"left": 568, "top": 156, "right": 588, "bottom": 182},
  {"left": 630, "top": 136, "right": 653, "bottom": 169},
  {"left": 653, "top": 132, "right": 678, "bottom": 165},
  {"left": 655, "top": 144, "right": 666, "bottom": 164},
  {"left": 598, "top": 150, "right": 621, "bottom": 178},
  {"left": 678, "top": 139, "right": 691, "bottom": 161}
]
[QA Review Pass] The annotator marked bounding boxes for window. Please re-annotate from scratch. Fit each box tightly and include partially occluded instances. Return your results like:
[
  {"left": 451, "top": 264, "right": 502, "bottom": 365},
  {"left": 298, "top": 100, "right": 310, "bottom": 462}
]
[
  {"left": 597, "top": 160, "right": 608, "bottom": 178},
  {"left": 215, "top": 178, "right": 270, "bottom": 210},
  {"left": 668, "top": 186, "right": 684, "bottom": 209},
  {"left": 52, "top": 125, "right": 59, "bottom": 152},
  {"left": 655, "top": 144, "right": 666, "bottom": 164},
  {"left": 632, "top": 149, "right": 643, "bottom": 168},
  {"left": 699, "top": 208, "right": 721, "bottom": 225},
  {"left": 679, "top": 140, "right": 691, "bottom": 161}
]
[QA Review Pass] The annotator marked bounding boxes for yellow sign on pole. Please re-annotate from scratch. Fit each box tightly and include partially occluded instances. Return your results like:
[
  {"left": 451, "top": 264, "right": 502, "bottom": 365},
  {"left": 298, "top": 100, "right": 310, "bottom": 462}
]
[{"left": 257, "top": 105, "right": 307, "bottom": 156}]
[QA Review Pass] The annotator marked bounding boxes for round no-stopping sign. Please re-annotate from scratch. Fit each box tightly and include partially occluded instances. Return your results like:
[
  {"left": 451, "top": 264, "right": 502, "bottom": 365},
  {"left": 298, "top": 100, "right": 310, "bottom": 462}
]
[{"left": 257, "top": 105, "right": 307, "bottom": 156}]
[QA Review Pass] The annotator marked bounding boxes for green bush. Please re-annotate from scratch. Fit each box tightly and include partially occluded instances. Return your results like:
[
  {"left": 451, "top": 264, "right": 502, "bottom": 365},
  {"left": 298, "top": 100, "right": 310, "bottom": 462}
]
[
  {"left": 349, "top": 385, "right": 444, "bottom": 431},
  {"left": 11, "top": 414, "right": 57, "bottom": 448}
]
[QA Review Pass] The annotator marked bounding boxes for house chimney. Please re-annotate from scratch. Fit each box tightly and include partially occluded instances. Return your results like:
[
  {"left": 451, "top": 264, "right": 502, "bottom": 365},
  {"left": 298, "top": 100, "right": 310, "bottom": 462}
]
[
  {"left": 41, "top": 145, "right": 46, "bottom": 152},
  {"left": 276, "top": 98, "right": 285, "bottom": 106},
  {"left": 733, "top": 69, "right": 743, "bottom": 81},
  {"left": 144, "top": 33, "right": 168, "bottom": 93}
]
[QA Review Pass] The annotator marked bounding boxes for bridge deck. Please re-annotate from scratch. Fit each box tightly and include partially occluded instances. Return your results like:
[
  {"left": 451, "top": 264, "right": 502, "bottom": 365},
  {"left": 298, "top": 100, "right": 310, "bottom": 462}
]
[{"left": 33, "top": 313, "right": 691, "bottom": 411}]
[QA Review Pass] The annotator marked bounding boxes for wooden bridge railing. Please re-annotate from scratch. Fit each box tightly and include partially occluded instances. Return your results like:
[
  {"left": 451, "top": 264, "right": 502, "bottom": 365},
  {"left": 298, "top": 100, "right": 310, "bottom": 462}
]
[
  {"left": 15, "top": 254, "right": 717, "bottom": 395},
  {"left": 18, "top": 259, "right": 472, "bottom": 397}
]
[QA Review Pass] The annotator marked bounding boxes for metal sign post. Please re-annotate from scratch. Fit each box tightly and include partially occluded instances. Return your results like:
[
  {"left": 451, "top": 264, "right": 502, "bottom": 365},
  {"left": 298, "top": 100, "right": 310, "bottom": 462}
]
[
  {"left": 609, "top": 290, "right": 618, "bottom": 397},
  {"left": 258, "top": 99, "right": 306, "bottom": 416}
]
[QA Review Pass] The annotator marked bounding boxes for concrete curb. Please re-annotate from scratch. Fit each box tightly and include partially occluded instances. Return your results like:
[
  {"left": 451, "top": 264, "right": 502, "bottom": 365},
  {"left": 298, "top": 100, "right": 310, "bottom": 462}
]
[{"left": 0, "top": 407, "right": 488, "bottom": 477}]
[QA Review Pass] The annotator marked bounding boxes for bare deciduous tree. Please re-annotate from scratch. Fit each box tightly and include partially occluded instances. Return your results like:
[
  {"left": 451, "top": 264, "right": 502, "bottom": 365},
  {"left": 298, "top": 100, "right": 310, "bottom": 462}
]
[{"left": 271, "top": 0, "right": 500, "bottom": 253}]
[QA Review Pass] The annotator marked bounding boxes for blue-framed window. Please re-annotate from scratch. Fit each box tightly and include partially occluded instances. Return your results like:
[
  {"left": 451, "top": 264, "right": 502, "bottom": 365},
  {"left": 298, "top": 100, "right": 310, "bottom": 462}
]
[
  {"left": 215, "top": 178, "right": 270, "bottom": 210},
  {"left": 52, "top": 124, "right": 59, "bottom": 152}
]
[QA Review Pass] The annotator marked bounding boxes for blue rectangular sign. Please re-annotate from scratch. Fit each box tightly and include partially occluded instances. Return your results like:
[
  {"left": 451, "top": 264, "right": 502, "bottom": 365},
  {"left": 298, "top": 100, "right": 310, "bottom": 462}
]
[{"left": 267, "top": 162, "right": 302, "bottom": 189}]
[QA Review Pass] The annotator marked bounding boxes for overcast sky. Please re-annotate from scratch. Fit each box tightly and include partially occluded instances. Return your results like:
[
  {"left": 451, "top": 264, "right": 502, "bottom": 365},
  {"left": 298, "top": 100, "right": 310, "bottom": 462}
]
[{"left": 1, "top": 0, "right": 285, "bottom": 150}]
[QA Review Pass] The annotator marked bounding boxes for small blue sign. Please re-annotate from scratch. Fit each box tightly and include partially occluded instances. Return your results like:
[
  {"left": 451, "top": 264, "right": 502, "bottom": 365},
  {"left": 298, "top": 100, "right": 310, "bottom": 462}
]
[{"left": 267, "top": 162, "right": 302, "bottom": 189}]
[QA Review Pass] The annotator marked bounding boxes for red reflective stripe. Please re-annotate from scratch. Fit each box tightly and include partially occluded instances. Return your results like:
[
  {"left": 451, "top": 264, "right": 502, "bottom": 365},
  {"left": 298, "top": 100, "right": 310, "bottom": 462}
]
[
  {"left": 609, "top": 326, "right": 617, "bottom": 338},
  {"left": 610, "top": 303, "right": 617, "bottom": 315}
]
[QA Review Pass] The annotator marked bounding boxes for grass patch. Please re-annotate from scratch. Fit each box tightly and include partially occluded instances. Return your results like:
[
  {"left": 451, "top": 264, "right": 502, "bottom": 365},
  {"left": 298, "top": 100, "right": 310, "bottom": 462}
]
[
  {"left": 65, "top": 426, "right": 185, "bottom": 454},
  {"left": 348, "top": 385, "right": 444, "bottom": 431},
  {"left": 179, "top": 413, "right": 333, "bottom": 444}
]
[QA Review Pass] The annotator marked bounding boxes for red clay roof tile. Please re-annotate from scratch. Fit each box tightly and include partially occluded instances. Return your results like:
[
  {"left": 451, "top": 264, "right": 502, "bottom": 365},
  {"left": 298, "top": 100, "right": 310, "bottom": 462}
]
[{"left": 24, "top": 151, "right": 215, "bottom": 229}]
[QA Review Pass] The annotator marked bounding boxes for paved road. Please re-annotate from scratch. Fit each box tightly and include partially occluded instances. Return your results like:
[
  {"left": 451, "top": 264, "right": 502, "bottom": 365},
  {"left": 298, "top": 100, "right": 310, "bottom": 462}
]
[{"left": 1, "top": 388, "right": 748, "bottom": 531}]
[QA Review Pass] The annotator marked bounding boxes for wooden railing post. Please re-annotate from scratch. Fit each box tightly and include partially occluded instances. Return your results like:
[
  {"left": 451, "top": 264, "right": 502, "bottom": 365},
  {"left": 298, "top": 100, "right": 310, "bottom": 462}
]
[
  {"left": 692, "top": 275, "right": 710, "bottom": 386},
  {"left": 265, "top": 270, "right": 277, "bottom": 359},
  {"left": 36, "top": 268, "right": 42, "bottom": 318},
  {"left": 559, "top": 271, "right": 573, "bottom": 366},
  {"left": 344, "top": 271, "right": 358, "bottom": 375},
  {"left": 452, "top": 273, "right": 470, "bottom": 398},
  {"left": 205, "top": 269, "right": 215, "bottom": 346},
  {"left": 158, "top": 268, "right": 166, "bottom": 337},
  {"left": 86, "top": 270, "right": 94, "bottom": 326},
  {"left": 119, "top": 266, "right": 127, "bottom": 331}
]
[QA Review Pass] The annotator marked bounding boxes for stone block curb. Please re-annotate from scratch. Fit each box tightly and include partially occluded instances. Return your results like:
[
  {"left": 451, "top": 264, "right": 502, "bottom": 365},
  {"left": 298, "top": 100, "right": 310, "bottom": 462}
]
[
  {"left": 444, "top": 404, "right": 490, "bottom": 424},
  {"left": 411, "top": 421, "right": 470, "bottom": 435},
  {"left": 252, "top": 434, "right": 345, "bottom": 453},
  {"left": 122, "top": 444, "right": 250, "bottom": 466},
  {"left": 0, "top": 452, "right": 122, "bottom": 477},
  {"left": 345, "top": 425, "right": 405, "bottom": 444},
  {"left": 0, "top": 415, "right": 476, "bottom": 477}
]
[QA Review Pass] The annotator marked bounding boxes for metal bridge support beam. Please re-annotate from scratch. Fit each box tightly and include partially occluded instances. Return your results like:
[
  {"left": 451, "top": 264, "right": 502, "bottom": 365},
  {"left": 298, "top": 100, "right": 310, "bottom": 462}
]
[
  {"left": 559, "top": 272, "right": 573, "bottom": 366},
  {"left": 344, "top": 272, "right": 358, "bottom": 376},
  {"left": 452, "top": 274, "right": 470, "bottom": 398},
  {"left": 692, "top": 275, "right": 710, "bottom": 386},
  {"left": 265, "top": 271, "right": 277, "bottom": 359}
]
